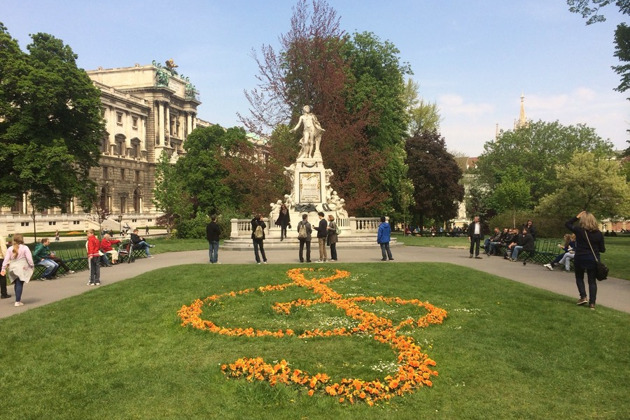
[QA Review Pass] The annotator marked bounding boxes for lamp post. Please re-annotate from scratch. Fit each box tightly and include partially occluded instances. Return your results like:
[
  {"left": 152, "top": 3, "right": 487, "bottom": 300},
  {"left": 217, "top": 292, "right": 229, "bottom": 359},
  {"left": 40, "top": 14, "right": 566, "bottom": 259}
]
[{"left": 117, "top": 215, "right": 123, "bottom": 237}]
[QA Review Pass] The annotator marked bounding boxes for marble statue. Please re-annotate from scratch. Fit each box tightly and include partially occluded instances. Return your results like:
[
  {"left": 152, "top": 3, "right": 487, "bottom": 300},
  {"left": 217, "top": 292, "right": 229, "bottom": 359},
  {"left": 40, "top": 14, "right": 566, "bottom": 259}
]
[{"left": 290, "top": 105, "right": 325, "bottom": 159}]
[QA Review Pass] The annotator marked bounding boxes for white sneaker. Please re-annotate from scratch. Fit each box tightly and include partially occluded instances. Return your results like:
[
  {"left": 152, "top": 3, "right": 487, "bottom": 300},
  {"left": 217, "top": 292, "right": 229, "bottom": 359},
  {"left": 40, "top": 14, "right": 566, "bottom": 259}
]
[
  {"left": 68, "top": 270, "right": 75, "bottom": 274},
  {"left": 14, "top": 301, "right": 24, "bottom": 307},
  {"left": 544, "top": 264, "right": 553, "bottom": 271}
]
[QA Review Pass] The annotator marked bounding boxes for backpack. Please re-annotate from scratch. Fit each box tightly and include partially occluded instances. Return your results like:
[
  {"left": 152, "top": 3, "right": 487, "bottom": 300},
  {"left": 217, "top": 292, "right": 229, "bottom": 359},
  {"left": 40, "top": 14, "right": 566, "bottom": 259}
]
[
  {"left": 254, "top": 224, "right": 264, "bottom": 239},
  {"left": 298, "top": 223, "right": 307, "bottom": 239}
]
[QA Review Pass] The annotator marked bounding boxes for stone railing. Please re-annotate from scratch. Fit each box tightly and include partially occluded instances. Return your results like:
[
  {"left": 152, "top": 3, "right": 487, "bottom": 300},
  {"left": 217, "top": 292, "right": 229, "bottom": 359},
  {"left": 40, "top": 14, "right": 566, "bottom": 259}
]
[{"left": 230, "top": 217, "right": 381, "bottom": 238}]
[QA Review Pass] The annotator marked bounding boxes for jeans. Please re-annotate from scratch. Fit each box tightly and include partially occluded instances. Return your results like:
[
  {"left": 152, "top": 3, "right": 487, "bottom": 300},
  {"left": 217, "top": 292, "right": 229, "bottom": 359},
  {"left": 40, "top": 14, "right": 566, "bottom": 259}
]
[
  {"left": 511, "top": 246, "right": 523, "bottom": 260},
  {"left": 134, "top": 241, "right": 151, "bottom": 256},
  {"left": 280, "top": 225, "right": 287, "bottom": 240},
  {"left": 89, "top": 257, "right": 100, "bottom": 284},
  {"left": 253, "top": 239, "right": 267, "bottom": 263},
  {"left": 299, "top": 239, "right": 311, "bottom": 262},
  {"left": 209, "top": 241, "right": 219, "bottom": 263},
  {"left": 380, "top": 243, "right": 393, "bottom": 260},
  {"left": 38, "top": 258, "right": 59, "bottom": 278},
  {"left": 329, "top": 243, "right": 337, "bottom": 260},
  {"left": 559, "top": 252, "right": 575, "bottom": 271},
  {"left": 575, "top": 258, "right": 597, "bottom": 303},
  {"left": 14, "top": 278, "right": 24, "bottom": 302}
]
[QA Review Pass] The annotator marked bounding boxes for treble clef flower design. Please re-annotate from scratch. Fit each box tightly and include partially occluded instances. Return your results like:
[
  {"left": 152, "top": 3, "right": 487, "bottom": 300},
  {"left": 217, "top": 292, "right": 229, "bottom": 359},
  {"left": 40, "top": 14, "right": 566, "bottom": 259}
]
[{"left": 178, "top": 268, "right": 447, "bottom": 405}]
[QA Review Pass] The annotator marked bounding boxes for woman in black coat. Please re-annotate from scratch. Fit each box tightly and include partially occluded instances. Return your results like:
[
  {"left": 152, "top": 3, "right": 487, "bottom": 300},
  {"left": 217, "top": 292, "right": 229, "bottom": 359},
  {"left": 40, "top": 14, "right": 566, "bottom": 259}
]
[
  {"left": 565, "top": 211, "right": 605, "bottom": 309},
  {"left": 275, "top": 204, "right": 291, "bottom": 241}
]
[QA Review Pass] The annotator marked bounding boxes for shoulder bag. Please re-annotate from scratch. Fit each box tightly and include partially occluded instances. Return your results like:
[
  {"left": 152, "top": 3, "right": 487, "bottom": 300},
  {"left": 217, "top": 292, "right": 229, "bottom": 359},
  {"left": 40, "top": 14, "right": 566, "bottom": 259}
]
[{"left": 585, "top": 232, "right": 608, "bottom": 281}]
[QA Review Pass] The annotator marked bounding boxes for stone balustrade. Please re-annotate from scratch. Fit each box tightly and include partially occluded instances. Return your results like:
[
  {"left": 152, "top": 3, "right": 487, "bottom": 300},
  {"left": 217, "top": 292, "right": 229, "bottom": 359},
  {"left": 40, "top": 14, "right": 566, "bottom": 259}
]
[{"left": 230, "top": 217, "right": 382, "bottom": 239}]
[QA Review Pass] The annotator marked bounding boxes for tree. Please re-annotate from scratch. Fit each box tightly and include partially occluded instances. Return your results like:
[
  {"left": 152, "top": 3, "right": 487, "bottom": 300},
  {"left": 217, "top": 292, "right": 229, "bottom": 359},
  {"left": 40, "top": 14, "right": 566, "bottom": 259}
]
[
  {"left": 567, "top": 0, "right": 630, "bottom": 95},
  {"left": 404, "top": 79, "right": 442, "bottom": 136},
  {"left": 536, "top": 152, "right": 630, "bottom": 219},
  {"left": 405, "top": 130, "right": 464, "bottom": 230},
  {"left": 491, "top": 168, "right": 532, "bottom": 228},
  {"left": 0, "top": 25, "right": 105, "bottom": 241},
  {"left": 152, "top": 152, "right": 192, "bottom": 236},
  {"left": 475, "top": 120, "right": 613, "bottom": 207},
  {"left": 239, "top": 0, "right": 411, "bottom": 215}
]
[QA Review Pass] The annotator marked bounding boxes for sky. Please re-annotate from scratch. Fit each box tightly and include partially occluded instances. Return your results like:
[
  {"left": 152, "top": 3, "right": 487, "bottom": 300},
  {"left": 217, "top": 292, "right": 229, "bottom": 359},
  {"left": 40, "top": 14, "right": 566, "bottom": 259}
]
[{"left": 2, "top": 0, "right": 628, "bottom": 156}]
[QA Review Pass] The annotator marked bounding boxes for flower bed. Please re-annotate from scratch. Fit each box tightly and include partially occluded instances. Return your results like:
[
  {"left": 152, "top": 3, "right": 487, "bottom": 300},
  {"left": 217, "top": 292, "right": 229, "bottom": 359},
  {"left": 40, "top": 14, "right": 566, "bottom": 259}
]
[{"left": 178, "top": 268, "right": 447, "bottom": 405}]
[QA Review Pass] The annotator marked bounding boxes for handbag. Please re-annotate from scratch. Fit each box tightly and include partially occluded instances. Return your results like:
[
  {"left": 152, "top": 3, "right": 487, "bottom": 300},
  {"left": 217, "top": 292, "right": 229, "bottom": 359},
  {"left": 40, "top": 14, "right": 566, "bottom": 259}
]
[{"left": 585, "top": 231, "right": 608, "bottom": 281}]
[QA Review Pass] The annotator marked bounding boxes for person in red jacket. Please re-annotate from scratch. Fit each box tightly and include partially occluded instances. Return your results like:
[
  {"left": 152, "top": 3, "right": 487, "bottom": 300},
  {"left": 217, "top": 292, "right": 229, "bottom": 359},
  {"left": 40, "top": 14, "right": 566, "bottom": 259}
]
[
  {"left": 100, "top": 233, "right": 121, "bottom": 265},
  {"left": 87, "top": 229, "right": 101, "bottom": 286}
]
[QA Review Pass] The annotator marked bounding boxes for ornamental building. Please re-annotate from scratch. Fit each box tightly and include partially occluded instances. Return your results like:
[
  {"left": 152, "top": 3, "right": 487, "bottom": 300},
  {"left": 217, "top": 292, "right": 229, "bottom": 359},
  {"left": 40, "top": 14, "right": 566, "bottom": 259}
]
[{"left": 0, "top": 61, "right": 210, "bottom": 235}]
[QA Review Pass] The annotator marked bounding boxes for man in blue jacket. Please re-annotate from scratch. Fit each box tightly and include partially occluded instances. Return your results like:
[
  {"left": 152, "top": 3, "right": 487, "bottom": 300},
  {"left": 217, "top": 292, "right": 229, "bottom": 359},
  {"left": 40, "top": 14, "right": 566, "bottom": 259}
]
[{"left": 377, "top": 216, "right": 394, "bottom": 261}]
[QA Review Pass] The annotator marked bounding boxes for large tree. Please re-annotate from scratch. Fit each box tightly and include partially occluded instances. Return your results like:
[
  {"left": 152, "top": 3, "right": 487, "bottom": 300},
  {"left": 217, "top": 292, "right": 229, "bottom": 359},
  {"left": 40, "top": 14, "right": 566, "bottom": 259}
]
[
  {"left": 536, "top": 151, "right": 630, "bottom": 219},
  {"left": 405, "top": 130, "right": 464, "bottom": 229},
  {"left": 240, "top": 0, "right": 410, "bottom": 215},
  {"left": 567, "top": 0, "right": 630, "bottom": 95},
  {"left": 0, "top": 25, "right": 105, "bottom": 239},
  {"left": 474, "top": 120, "right": 613, "bottom": 208}
]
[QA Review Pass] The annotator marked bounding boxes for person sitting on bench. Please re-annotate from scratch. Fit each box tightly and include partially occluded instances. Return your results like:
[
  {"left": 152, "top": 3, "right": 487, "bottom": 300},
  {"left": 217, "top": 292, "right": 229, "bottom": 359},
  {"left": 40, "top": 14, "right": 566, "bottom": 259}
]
[{"left": 130, "top": 229, "right": 154, "bottom": 257}]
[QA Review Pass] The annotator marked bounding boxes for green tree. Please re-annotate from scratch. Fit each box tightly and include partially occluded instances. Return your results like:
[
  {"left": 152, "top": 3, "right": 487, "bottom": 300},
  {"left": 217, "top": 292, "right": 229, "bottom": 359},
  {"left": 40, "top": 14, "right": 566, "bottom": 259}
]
[
  {"left": 0, "top": 25, "right": 105, "bottom": 240},
  {"left": 240, "top": 1, "right": 411, "bottom": 215},
  {"left": 475, "top": 120, "right": 613, "bottom": 207},
  {"left": 567, "top": 0, "right": 630, "bottom": 94},
  {"left": 536, "top": 151, "right": 630, "bottom": 218},
  {"left": 491, "top": 168, "right": 532, "bottom": 228},
  {"left": 405, "top": 130, "right": 464, "bottom": 229},
  {"left": 404, "top": 79, "right": 442, "bottom": 136},
  {"left": 152, "top": 152, "right": 192, "bottom": 236}
]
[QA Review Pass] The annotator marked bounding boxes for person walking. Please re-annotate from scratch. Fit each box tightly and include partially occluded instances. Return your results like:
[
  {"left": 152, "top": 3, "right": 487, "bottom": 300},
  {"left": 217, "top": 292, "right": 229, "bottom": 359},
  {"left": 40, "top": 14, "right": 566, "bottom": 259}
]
[
  {"left": 0, "top": 234, "right": 34, "bottom": 307},
  {"left": 565, "top": 211, "right": 605, "bottom": 310},
  {"left": 275, "top": 204, "right": 291, "bottom": 241},
  {"left": 0, "top": 231, "right": 13, "bottom": 299},
  {"left": 377, "top": 216, "right": 394, "bottom": 261},
  {"left": 86, "top": 229, "right": 101, "bottom": 286},
  {"left": 206, "top": 215, "right": 221, "bottom": 264},
  {"left": 296, "top": 214, "right": 312, "bottom": 263},
  {"left": 313, "top": 212, "right": 328, "bottom": 262},
  {"left": 251, "top": 214, "right": 268, "bottom": 264},
  {"left": 467, "top": 216, "right": 483, "bottom": 259},
  {"left": 327, "top": 214, "right": 339, "bottom": 261}
]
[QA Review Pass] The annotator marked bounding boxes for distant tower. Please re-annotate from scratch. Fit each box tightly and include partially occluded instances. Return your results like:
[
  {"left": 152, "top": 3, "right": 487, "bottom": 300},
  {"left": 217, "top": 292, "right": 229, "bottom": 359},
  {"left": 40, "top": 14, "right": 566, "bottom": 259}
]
[{"left": 514, "top": 93, "right": 528, "bottom": 129}]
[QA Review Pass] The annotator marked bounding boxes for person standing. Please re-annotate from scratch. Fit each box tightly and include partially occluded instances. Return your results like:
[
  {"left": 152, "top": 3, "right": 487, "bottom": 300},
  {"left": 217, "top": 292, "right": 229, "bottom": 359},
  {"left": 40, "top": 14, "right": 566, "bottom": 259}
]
[
  {"left": 327, "top": 214, "right": 338, "bottom": 261},
  {"left": 87, "top": 229, "right": 101, "bottom": 286},
  {"left": 0, "top": 231, "right": 12, "bottom": 299},
  {"left": 565, "top": 211, "right": 605, "bottom": 310},
  {"left": 251, "top": 214, "right": 268, "bottom": 264},
  {"left": 377, "top": 216, "right": 394, "bottom": 261},
  {"left": 313, "top": 212, "right": 328, "bottom": 262},
  {"left": 1, "top": 234, "right": 34, "bottom": 307},
  {"left": 467, "top": 216, "right": 483, "bottom": 259},
  {"left": 296, "top": 214, "right": 312, "bottom": 263},
  {"left": 54, "top": 230, "right": 60, "bottom": 242},
  {"left": 206, "top": 215, "right": 221, "bottom": 264},
  {"left": 275, "top": 204, "right": 291, "bottom": 241}
]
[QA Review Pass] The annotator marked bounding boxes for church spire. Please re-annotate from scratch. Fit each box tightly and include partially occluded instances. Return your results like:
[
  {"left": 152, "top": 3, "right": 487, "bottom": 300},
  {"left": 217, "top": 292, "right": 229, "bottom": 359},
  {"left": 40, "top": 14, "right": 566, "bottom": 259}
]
[{"left": 514, "top": 93, "right": 528, "bottom": 129}]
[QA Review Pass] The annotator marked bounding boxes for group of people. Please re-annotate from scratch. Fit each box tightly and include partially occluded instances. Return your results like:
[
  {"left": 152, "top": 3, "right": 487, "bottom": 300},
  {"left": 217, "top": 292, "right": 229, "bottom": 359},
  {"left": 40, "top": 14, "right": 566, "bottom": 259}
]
[
  {"left": 206, "top": 213, "right": 395, "bottom": 264},
  {"left": 469, "top": 213, "right": 606, "bottom": 310}
]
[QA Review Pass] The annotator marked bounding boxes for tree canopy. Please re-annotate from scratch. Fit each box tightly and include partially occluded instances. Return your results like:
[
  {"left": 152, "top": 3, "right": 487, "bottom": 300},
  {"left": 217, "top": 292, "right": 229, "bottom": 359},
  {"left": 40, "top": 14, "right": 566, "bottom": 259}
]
[
  {"left": 240, "top": 0, "right": 411, "bottom": 216},
  {"left": 0, "top": 24, "right": 104, "bottom": 213},
  {"left": 405, "top": 130, "right": 464, "bottom": 229}
]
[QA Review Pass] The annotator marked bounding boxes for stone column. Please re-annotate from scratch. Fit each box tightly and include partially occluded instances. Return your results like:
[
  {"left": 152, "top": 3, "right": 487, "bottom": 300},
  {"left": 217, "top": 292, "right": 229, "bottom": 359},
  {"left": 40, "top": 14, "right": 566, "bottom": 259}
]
[
  {"left": 158, "top": 102, "right": 165, "bottom": 146},
  {"left": 165, "top": 105, "right": 171, "bottom": 140},
  {"left": 187, "top": 113, "right": 192, "bottom": 136}
]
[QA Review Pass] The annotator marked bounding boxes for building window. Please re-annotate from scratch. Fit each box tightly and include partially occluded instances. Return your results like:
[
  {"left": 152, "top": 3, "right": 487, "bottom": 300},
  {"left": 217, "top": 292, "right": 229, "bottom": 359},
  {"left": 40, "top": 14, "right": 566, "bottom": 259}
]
[
  {"left": 116, "top": 112, "right": 123, "bottom": 125},
  {"left": 120, "top": 196, "right": 126, "bottom": 214},
  {"left": 120, "top": 168, "right": 125, "bottom": 181},
  {"left": 48, "top": 221, "right": 57, "bottom": 226},
  {"left": 73, "top": 220, "right": 80, "bottom": 225},
  {"left": 135, "top": 170, "right": 141, "bottom": 183},
  {"left": 20, "top": 222, "right": 29, "bottom": 227},
  {"left": 132, "top": 116, "right": 138, "bottom": 129},
  {"left": 102, "top": 166, "right": 108, "bottom": 180}
]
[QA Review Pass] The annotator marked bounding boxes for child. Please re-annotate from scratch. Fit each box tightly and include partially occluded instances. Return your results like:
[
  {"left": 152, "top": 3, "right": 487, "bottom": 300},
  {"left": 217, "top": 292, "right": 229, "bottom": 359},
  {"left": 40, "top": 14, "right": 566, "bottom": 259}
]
[{"left": 86, "top": 229, "right": 101, "bottom": 286}]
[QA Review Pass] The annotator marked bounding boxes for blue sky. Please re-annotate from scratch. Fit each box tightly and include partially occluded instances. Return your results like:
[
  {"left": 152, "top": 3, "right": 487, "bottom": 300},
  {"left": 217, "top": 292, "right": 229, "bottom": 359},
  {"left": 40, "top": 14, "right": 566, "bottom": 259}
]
[{"left": 2, "top": 0, "right": 628, "bottom": 155}]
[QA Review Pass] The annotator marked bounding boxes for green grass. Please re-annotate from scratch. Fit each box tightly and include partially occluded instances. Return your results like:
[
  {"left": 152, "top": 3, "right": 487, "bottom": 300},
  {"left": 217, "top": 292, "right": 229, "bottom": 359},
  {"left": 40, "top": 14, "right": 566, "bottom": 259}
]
[
  {"left": 396, "top": 233, "right": 630, "bottom": 280},
  {"left": 1, "top": 263, "right": 628, "bottom": 419}
]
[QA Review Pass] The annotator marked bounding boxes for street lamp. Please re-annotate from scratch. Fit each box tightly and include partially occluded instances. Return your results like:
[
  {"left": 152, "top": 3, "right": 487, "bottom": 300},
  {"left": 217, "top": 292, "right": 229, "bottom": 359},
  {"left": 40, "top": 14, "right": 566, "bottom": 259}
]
[{"left": 117, "top": 215, "right": 123, "bottom": 236}]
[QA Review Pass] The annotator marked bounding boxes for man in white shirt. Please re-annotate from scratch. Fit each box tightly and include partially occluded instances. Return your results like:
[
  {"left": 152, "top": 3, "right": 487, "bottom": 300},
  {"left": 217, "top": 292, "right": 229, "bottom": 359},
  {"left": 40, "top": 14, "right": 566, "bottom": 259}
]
[{"left": 467, "top": 216, "right": 484, "bottom": 259}]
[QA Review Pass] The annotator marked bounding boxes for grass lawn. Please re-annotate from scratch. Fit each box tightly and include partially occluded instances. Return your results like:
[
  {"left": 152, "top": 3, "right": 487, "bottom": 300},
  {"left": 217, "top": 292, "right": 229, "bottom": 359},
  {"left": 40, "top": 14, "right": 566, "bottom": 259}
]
[
  {"left": 396, "top": 234, "right": 630, "bottom": 280},
  {"left": 1, "top": 263, "right": 628, "bottom": 419}
]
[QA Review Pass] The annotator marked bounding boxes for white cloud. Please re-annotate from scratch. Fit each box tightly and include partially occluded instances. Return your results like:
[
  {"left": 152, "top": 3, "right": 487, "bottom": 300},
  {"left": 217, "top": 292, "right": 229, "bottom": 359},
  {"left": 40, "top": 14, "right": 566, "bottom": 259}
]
[{"left": 438, "top": 94, "right": 495, "bottom": 119}]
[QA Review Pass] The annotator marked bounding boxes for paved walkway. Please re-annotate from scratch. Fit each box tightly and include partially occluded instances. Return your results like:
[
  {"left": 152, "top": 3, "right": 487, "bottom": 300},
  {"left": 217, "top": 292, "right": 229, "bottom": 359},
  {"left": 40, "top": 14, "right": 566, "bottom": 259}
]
[{"left": 2, "top": 245, "right": 629, "bottom": 318}]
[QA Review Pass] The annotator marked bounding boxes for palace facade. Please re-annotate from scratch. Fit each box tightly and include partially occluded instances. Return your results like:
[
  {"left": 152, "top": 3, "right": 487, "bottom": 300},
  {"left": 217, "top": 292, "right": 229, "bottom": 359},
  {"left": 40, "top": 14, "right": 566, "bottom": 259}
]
[{"left": 0, "top": 62, "right": 210, "bottom": 235}]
